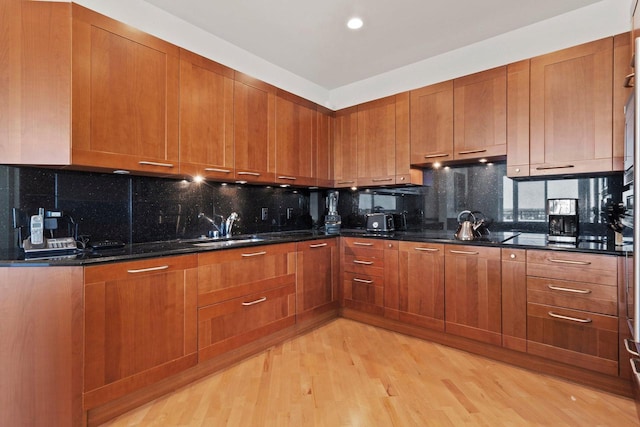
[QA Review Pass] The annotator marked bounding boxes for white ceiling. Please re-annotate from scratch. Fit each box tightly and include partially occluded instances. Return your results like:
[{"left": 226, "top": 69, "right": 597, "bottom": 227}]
[{"left": 143, "top": 0, "right": 602, "bottom": 90}]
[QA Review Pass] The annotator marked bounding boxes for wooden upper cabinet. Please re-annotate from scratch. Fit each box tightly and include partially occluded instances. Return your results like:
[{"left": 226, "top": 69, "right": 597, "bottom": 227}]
[
  {"left": 613, "top": 33, "right": 633, "bottom": 171},
  {"left": 394, "top": 92, "right": 422, "bottom": 185},
  {"left": 357, "top": 95, "right": 397, "bottom": 186},
  {"left": 179, "top": 49, "right": 235, "bottom": 181},
  {"left": 275, "top": 94, "right": 316, "bottom": 187},
  {"left": 233, "top": 73, "right": 276, "bottom": 184},
  {"left": 410, "top": 80, "right": 454, "bottom": 166},
  {"left": 530, "top": 38, "right": 614, "bottom": 176},
  {"left": 333, "top": 106, "right": 358, "bottom": 188},
  {"left": 316, "top": 108, "right": 334, "bottom": 188},
  {"left": 72, "top": 5, "right": 180, "bottom": 175},
  {"left": 453, "top": 66, "right": 507, "bottom": 161},
  {"left": 506, "top": 60, "right": 531, "bottom": 178}
]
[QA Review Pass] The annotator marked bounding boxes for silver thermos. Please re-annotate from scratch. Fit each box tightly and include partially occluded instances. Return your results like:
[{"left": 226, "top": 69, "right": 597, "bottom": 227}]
[{"left": 324, "top": 191, "right": 341, "bottom": 234}]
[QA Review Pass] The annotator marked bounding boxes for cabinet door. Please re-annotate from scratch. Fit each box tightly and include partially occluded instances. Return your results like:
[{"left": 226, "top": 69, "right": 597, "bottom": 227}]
[
  {"left": 506, "top": 60, "right": 530, "bottom": 178},
  {"left": 530, "top": 38, "right": 613, "bottom": 175},
  {"left": 333, "top": 106, "right": 358, "bottom": 188},
  {"left": 613, "top": 33, "right": 633, "bottom": 171},
  {"left": 316, "top": 109, "right": 334, "bottom": 188},
  {"left": 179, "top": 49, "right": 235, "bottom": 181},
  {"left": 0, "top": 267, "right": 84, "bottom": 427},
  {"left": 83, "top": 255, "right": 198, "bottom": 409},
  {"left": 72, "top": 5, "right": 180, "bottom": 175},
  {"left": 394, "top": 92, "right": 422, "bottom": 185},
  {"left": 410, "top": 80, "right": 454, "bottom": 166},
  {"left": 454, "top": 66, "right": 507, "bottom": 161},
  {"left": 296, "top": 239, "right": 339, "bottom": 323},
  {"left": 501, "top": 249, "right": 527, "bottom": 352},
  {"left": 444, "top": 245, "right": 502, "bottom": 345},
  {"left": 233, "top": 74, "right": 276, "bottom": 184},
  {"left": 357, "top": 95, "right": 397, "bottom": 186},
  {"left": 394, "top": 241, "right": 445, "bottom": 331},
  {"left": 275, "top": 95, "right": 316, "bottom": 187}
]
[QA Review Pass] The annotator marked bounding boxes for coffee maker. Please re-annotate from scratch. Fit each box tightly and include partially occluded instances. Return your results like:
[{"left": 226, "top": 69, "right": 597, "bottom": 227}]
[
  {"left": 324, "top": 191, "right": 341, "bottom": 235},
  {"left": 547, "top": 198, "right": 579, "bottom": 244}
]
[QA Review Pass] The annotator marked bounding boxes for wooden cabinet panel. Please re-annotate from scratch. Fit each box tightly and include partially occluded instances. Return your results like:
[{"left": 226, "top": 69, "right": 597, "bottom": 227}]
[
  {"left": 275, "top": 95, "right": 316, "bottom": 187},
  {"left": 0, "top": 267, "right": 84, "bottom": 427},
  {"left": 410, "top": 80, "right": 454, "bottom": 166},
  {"left": 333, "top": 106, "right": 358, "bottom": 188},
  {"left": 527, "top": 276, "right": 617, "bottom": 316},
  {"left": 444, "top": 245, "right": 502, "bottom": 345},
  {"left": 357, "top": 96, "right": 397, "bottom": 186},
  {"left": 506, "top": 60, "right": 530, "bottom": 178},
  {"left": 72, "top": 5, "right": 180, "bottom": 175},
  {"left": 530, "top": 38, "right": 614, "bottom": 176},
  {"left": 296, "top": 239, "right": 339, "bottom": 322},
  {"left": 197, "top": 243, "right": 297, "bottom": 361},
  {"left": 527, "top": 302, "right": 618, "bottom": 376},
  {"left": 83, "top": 255, "right": 198, "bottom": 409},
  {"left": 316, "top": 109, "right": 334, "bottom": 188},
  {"left": 454, "top": 66, "right": 507, "bottom": 160},
  {"left": 179, "top": 49, "right": 235, "bottom": 181},
  {"left": 393, "top": 241, "right": 445, "bottom": 331},
  {"left": 526, "top": 250, "right": 617, "bottom": 286},
  {"left": 501, "top": 249, "right": 527, "bottom": 352},
  {"left": 613, "top": 33, "right": 633, "bottom": 171},
  {"left": 394, "top": 92, "right": 422, "bottom": 185},
  {"left": 233, "top": 73, "right": 276, "bottom": 184}
]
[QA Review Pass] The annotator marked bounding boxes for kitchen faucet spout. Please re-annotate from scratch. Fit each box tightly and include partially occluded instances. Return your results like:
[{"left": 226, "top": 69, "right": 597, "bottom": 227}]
[{"left": 225, "top": 212, "right": 239, "bottom": 238}]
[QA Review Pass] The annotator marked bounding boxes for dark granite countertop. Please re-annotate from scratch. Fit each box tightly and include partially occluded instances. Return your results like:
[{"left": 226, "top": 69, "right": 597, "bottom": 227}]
[{"left": 0, "top": 229, "right": 630, "bottom": 267}]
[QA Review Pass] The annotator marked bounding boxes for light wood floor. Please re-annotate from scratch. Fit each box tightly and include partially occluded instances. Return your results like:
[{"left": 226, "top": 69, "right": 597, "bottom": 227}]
[{"left": 101, "top": 318, "right": 639, "bottom": 426}]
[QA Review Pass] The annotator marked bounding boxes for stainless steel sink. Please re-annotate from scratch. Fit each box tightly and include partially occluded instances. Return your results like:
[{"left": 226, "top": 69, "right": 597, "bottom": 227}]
[{"left": 191, "top": 237, "right": 265, "bottom": 248}]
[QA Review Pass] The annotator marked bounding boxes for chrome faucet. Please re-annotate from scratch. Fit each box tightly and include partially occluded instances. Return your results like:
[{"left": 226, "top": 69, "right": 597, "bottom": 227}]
[
  {"left": 224, "top": 212, "right": 239, "bottom": 238},
  {"left": 198, "top": 212, "right": 224, "bottom": 238}
]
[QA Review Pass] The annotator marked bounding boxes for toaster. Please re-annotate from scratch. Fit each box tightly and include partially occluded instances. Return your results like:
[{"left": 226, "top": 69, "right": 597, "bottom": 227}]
[{"left": 366, "top": 213, "right": 395, "bottom": 232}]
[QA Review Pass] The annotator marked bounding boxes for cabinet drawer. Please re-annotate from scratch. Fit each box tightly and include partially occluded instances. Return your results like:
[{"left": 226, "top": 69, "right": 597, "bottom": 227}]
[
  {"left": 501, "top": 248, "right": 525, "bottom": 262},
  {"left": 84, "top": 254, "right": 197, "bottom": 282},
  {"left": 343, "top": 254, "right": 384, "bottom": 275},
  {"left": 527, "top": 277, "right": 617, "bottom": 315},
  {"left": 445, "top": 244, "right": 501, "bottom": 259},
  {"left": 342, "top": 237, "right": 387, "bottom": 251},
  {"left": 527, "top": 302, "right": 618, "bottom": 375},
  {"left": 398, "top": 241, "right": 444, "bottom": 253},
  {"left": 198, "top": 283, "right": 296, "bottom": 361},
  {"left": 526, "top": 250, "right": 616, "bottom": 286},
  {"left": 343, "top": 272, "right": 384, "bottom": 305}
]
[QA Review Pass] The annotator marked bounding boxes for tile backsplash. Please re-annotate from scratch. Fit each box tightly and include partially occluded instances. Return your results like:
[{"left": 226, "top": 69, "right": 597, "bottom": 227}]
[{"left": 0, "top": 162, "right": 626, "bottom": 251}]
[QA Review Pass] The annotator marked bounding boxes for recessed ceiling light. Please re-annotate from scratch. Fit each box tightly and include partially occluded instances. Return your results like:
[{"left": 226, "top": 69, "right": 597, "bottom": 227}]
[{"left": 347, "top": 17, "right": 363, "bottom": 30}]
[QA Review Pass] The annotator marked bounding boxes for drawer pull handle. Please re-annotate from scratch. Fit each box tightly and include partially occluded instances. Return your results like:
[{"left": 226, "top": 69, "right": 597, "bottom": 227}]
[
  {"left": 337, "top": 180, "right": 355, "bottom": 184},
  {"left": 138, "top": 161, "right": 174, "bottom": 168},
  {"left": 372, "top": 178, "right": 393, "bottom": 182},
  {"left": 424, "top": 153, "right": 450, "bottom": 159},
  {"left": 309, "top": 243, "right": 328, "bottom": 248},
  {"left": 127, "top": 265, "right": 169, "bottom": 274},
  {"left": 242, "top": 296, "right": 267, "bottom": 306},
  {"left": 204, "top": 167, "right": 231, "bottom": 173},
  {"left": 547, "top": 311, "right": 592, "bottom": 323},
  {"left": 548, "top": 258, "right": 591, "bottom": 266},
  {"left": 277, "top": 176, "right": 297, "bottom": 181},
  {"left": 458, "top": 149, "right": 487, "bottom": 155},
  {"left": 629, "top": 359, "right": 640, "bottom": 378},
  {"left": 624, "top": 72, "right": 635, "bottom": 88},
  {"left": 449, "top": 250, "right": 479, "bottom": 255},
  {"left": 535, "top": 165, "right": 575, "bottom": 170},
  {"left": 625, "top": 339, "right": 640, "bottom": 357},
  {"left": 353, "top": 278, "right": 373, "bottom": 284},
  {"left": 415, "top": 247, "right": 439, "bottom": 252},
  {"left": 237, "top": 171, "right": 261, "bottom": 176},
  {"left": 353, "top": 260, "right": 374, "bottom": 265},
  {"left": 547, "top": 285, "right": 592, "bottom": 295},
  {"left": 353, "top": 242, "right": 374, "bottom": 246},
  {"left": 241, "top": 251, "right": 267, "bottom": 257}
]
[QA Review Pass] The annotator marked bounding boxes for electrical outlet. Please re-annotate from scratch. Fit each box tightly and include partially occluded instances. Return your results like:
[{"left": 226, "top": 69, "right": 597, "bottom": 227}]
[
  {"left": 261, "top": 207, "right": 268, "bottom": 221},
  {"left": 287, "top": 207, "right": 293, "bottom": 220}
]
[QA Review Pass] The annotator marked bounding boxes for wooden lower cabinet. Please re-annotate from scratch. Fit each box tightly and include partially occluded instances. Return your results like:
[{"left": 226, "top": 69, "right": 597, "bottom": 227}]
[
  {"left": 1, "top": 266, "right": 84, "bottom": 427},
  {"left": 388, "top": 241, "right": 445, "bottom": 331},
  {"left": 501, "top": 249, "right": 527, "bottom": 352},
  {"left": 444, "top": 244, "right": 502, "bottom": 345},
  {"left": 296, "top": 239, "right": 339, "bottom": 322},
  {"left": 525, "top": 249, "right": 619, "bottom": 375},
  {"left": 83, "top": 255, "right": 198, "bottom": 409},
  {"left": 197, "top": 243, "right": 297, "bottom": 361},
  {"left": 341, "top": 237, "right": 397, "bottom": 316}
]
